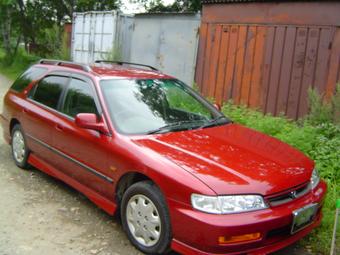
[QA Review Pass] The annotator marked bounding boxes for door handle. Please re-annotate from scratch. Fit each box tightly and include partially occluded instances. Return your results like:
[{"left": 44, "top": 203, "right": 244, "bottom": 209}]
[{"left": 55, "top": 124, "right": 64, "bottom": 131}]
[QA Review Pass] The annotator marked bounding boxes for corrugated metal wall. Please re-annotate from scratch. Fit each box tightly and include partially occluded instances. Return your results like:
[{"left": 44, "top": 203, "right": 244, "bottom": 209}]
[{"left": 196, "top": 2, "right": 340, "bottom": 119}]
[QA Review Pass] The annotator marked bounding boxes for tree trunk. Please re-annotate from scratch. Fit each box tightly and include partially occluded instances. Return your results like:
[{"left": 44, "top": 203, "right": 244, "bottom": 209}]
[
  {"left": 16, "top": 0, "right": 36, "bottom": 45},
  {"left": 1, "top": 7, "right": 12, "bottom": 56},
  {"left": 13, "top": 34, "right": 22, "bottom": 57}
]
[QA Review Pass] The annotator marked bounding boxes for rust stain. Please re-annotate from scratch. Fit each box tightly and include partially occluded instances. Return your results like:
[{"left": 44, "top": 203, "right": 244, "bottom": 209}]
[
  {"left": 196, "top": 2, "right": 339, "bottom": 119},
  {"left": 196, "top": 23, "right": 338, "bottom": 119}
]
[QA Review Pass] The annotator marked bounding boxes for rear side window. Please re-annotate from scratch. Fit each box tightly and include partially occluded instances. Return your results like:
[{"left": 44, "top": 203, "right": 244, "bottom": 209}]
[
  {"left": 62, "top": 78, "right": 98, "bottom": 118},
  {"left": 32, "top": 76, "right": 69, "bottom": 109},
  {"left": 11, "top": 66, "right": 47, "bottom": 92}
]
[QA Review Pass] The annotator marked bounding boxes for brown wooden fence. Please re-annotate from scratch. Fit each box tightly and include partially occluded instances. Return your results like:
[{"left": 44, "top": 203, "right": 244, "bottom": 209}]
[{"left": 196, "top": 1, "right": 340, "bottom": 119}]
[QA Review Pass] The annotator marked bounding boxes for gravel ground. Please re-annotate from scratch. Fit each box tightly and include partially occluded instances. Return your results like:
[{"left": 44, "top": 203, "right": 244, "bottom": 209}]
[{"left": 0, "top": 74, "right": 312, "bottom": 255}]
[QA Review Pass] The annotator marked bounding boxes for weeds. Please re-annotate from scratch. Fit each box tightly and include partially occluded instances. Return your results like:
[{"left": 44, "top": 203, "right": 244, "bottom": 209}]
[
  {"left": 0, "top": 48, "right": 39, "bottom": 80},
  {"left": 102, "top": 46, "right": 122, "bottom": 62},
  {"left": 307, "top": 85, "right": 340, "bottom": 125}
]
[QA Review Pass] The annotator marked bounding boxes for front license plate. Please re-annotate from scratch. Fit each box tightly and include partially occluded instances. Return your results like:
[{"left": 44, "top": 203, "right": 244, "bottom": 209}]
[{"left": 291, "top": 203, "right": 318, "bottom": 234}]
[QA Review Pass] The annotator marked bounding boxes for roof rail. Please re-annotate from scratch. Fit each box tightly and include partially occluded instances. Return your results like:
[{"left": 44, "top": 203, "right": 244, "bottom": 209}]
[
  {"left": 39, "top": 59, "right": 92, "bottom": 72},
  {"left": 95, "top": 60, "right": 159, "bottom": 71}
]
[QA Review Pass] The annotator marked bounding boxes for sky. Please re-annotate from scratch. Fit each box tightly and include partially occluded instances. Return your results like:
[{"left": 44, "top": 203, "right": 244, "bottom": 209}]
[{"left": 120, "top": 0, "right": 175, "bottom": 14}]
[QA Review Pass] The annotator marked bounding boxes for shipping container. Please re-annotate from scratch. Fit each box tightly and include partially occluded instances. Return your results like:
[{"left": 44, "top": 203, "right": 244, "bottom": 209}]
[
  {"left": 71, "top": 11, "right": 200, "bottom": 85},
  {"left": 196, "top": 1, "right": 340, "bottom": 119}
]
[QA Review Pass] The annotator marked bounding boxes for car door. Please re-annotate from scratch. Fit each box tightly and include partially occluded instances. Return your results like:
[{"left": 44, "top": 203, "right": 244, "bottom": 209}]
[
  {"left": 50, "top": 74, "right": 114, "bottom": 199},
  {"left": 23, "top": 74, "right": 69, "bottom": 165}
]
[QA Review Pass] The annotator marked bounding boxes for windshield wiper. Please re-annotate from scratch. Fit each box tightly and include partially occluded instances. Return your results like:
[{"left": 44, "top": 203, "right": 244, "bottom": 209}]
[
  {"left": 197, "top": 116, "right": 230, "bottom": 129},
  {"left": 146, "top": 121, "right": 193, "bottom": 134}
]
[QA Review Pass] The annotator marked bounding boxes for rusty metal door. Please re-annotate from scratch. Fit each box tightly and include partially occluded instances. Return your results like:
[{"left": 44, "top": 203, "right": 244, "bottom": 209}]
[{"left": 196, "top": 24, "right": 335, "bottom": 119}]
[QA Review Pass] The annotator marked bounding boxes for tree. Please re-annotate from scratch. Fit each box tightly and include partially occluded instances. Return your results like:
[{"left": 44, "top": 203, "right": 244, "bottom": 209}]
[
  {"left": 133, "top": 0, "right": 201, "bottom": 13},
  {"left": 43, "top": 0, "right": 121, "bottom": 24},
  {"left": 0, "top": 0, "right": 121, "bottom": 59},
  {"left": 0, "top": 0, "right": 21, "bottom": 58}
]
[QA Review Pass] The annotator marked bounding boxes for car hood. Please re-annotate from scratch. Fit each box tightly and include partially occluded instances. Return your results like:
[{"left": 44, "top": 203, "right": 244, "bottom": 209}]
[{"left": 131, "top": 123, "right": 314, "bottom": 196}]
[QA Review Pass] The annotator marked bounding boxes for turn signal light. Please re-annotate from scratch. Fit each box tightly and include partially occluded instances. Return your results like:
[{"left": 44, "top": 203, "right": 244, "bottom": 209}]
[{"left": 218, "top": 232, "right": 262, "bottom": 244}]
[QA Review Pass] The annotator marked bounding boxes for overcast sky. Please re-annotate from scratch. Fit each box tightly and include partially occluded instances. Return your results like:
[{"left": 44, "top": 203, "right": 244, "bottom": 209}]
[{"left": 120, "top": 0, "right": 175, "bottom": 14}]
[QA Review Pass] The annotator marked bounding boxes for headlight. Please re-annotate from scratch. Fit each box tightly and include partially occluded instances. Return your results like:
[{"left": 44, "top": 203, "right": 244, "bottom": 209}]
[
  {"left": 191, "top": 194, "right": 268, "bottom": 214},
  {"left": 311, "top": 168, "right": 320, "bottom": 189}
]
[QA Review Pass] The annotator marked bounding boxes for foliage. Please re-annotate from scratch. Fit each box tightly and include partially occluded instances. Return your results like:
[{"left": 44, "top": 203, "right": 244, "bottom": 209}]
[
  {"left": 29, "top": 25, "right": 70, "bottom": 61},
  {"left": 0, "top": 47, "right": 39, "bottom": 80},
  {"left": 307, "top": 86, "right": 340, "bottom": 125},
  {"left": 222, "top": 101, "right": 340, "bottom": 254},
  {"left": 102, "top": 46, "right": 123, "bottom": 62},
  {"left": 132, "top": 0, "right": 201, "bottom": 13},
  {"left": 0, "top": 0, "right": 121, "bottom": 59},
  {"left": 0, "top": 0, "right": 22, "bottom": 59},
  {"left": 332, "top": 84, "right": 340, "bottom": 125}
]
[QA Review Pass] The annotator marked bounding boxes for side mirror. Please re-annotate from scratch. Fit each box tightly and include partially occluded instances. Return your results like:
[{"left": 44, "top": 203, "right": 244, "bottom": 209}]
[
  {"left": 75, "top": 113, "right": 109, "bottom": 134},
  {"left": 213, "top": 103, "right": 221, "bottom": 111}
]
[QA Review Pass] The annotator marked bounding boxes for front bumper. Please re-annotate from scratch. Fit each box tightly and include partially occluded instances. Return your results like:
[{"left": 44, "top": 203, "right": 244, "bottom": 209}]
[{"left": 169, "top": 180, "right": 327, "bottom": 255}]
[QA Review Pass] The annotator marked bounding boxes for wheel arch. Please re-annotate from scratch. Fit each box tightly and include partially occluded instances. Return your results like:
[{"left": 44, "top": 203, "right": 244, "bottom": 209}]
[
  {"left": 115, "top": 171, "right": 159, "bottom": 205},
  {"left": 9, "top": 118, "right": 20, "bottom": 135}
]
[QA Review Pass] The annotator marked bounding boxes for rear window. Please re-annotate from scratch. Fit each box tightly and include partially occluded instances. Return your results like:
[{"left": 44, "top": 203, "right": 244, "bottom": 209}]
[
  {"left": 32, "top": 76, "right": 69, "bottom": 109},
  {"left": 11, "top": 66, "right": 47, "bottom": 92}
]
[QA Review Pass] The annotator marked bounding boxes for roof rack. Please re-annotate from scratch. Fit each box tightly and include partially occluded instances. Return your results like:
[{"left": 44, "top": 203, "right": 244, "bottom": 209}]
[
  {"left": 39, "top": 59, "right": 92, "bottom": 72},
  {"left": 95, "top": 60, "right": 159, "bottom": 71}
]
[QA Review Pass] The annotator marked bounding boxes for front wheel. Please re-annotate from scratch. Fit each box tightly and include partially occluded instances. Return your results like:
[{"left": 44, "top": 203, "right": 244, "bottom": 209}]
[
  {"left": 121, "top": 181, "right": 172, "bottom": 254},
  {"left": 11, "top": 124, "right": 30, "bottom": 169}
]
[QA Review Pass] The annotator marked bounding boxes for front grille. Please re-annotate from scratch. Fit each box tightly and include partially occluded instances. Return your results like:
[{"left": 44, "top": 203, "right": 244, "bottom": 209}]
[{"left": 267, "top": 182, "right": 311, "bottom": 206}]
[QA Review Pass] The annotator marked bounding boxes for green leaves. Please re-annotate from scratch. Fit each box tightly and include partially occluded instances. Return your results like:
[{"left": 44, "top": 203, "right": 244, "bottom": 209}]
[
  {"left": 307, "top": 84, "right": 340, "bottom": 125},
  {"left": 0, "top": 0, "right": 121, "bottom": 58},
  {"left": 132, "top": 0, "right": 201, "bottom": 13}
]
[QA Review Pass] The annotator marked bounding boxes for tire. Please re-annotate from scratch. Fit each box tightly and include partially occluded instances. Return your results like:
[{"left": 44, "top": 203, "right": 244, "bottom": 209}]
[
  {"left": 121, "top": 181, "right": 172, "bottom": 254},
  {"left": 11, "top": 124, "right": 30, "bottom": 169}
]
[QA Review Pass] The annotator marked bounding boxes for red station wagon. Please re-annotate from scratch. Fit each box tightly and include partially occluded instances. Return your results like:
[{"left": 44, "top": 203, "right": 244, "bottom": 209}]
[{"left": 0, "top": 60, "right": 327, "bottom": 255}]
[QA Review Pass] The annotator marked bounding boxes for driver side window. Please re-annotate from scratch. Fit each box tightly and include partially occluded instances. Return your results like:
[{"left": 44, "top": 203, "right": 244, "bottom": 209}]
[{"left": 62, "top": 78, "right": 98, "bottom": 118}]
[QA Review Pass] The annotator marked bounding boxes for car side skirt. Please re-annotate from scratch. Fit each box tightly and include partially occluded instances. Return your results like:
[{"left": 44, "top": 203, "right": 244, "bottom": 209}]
[{"left": 28, "top": 153, "right": 117, "bottom": 215}]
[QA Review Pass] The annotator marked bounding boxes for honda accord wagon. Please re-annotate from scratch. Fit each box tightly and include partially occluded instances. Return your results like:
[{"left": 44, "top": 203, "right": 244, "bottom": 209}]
[{"left": 0, "top": 59, "right": 327, "bottom": 255}]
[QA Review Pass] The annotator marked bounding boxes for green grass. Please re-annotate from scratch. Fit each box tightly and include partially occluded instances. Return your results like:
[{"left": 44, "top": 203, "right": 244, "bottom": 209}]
[
  {"left": 222, "top": 102, "right": 339, "bottom": 254},
  {"left": 0, "top": 48, "right": 40, "bottom": 80}
]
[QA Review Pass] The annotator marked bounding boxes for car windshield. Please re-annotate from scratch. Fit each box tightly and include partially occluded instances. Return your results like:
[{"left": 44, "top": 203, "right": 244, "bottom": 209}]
[{"left": 100, "top": 79, "right": 230, "bottom": 135}]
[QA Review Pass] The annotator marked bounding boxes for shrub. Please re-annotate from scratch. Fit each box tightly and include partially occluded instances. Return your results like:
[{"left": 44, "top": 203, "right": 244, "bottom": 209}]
[
  {"left": 102, "top": 46, "right": 122, "bottom": 62},
  {"left": 307, "top": 85, "right": 340, "bottom": 125},
  {"left": 0, "top": 47, "right": 40, "bottom": 79},
  {"left": 332, "top": 84, "right": 340, "bottom": 125}
]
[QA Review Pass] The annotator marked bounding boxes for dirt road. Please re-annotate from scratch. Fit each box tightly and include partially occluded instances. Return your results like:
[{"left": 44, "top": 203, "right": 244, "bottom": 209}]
[{"left": 0, "top": 74, "right": 311, "bottom": 255}]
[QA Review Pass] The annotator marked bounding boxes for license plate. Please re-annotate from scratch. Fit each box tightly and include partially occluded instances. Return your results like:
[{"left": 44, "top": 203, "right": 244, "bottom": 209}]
[{"left": 291, "top": 203, "right": 318, "bottom": 234}]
